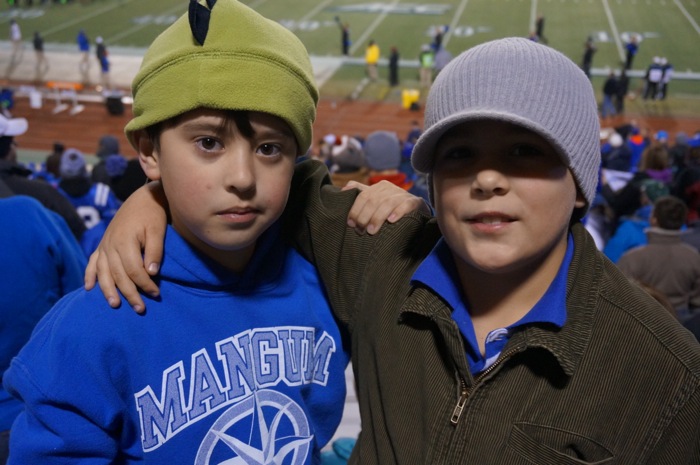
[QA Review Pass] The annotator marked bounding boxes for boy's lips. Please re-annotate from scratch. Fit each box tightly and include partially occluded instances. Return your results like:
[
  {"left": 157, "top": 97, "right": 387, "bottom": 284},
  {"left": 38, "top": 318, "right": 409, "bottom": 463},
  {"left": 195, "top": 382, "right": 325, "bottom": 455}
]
[
  {"left": 216, "top": 206, "right": 260, "bottom": 223},
  {"left": 467, "top": 212, "right": 516, "bottom": 223},
  {"left": 466, "top": 212, "right": 516, "bottom": 231}
]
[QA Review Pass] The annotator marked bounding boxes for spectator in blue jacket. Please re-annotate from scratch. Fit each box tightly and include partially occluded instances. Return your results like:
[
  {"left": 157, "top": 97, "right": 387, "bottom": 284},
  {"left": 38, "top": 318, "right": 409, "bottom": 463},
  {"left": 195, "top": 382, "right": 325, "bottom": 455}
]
[
  {"left": 0, "top": 192, "right": 85, "bottom": 463},
  {"left": 76, "top": 29, "right": 90, "bottom": 83}
]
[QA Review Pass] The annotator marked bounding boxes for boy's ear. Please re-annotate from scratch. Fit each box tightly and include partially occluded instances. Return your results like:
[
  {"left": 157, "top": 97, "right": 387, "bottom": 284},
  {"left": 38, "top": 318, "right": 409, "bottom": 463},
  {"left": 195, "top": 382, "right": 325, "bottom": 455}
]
[
  {"left": 575, "top": 191, "right": 587, "bottom": 209},
  {"left": 132, "top": 130, "right": 161, "bottom": 181}
]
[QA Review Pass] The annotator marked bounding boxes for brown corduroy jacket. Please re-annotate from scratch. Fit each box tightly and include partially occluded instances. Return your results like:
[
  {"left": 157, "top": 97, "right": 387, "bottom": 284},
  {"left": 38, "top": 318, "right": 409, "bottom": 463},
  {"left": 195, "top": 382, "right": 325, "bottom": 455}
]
[
  {"left": 286, "top": 160, "right": 700, "bottom": 465},
  {"left": 617, "top": 228, "right": 700, "bottom": 312}
]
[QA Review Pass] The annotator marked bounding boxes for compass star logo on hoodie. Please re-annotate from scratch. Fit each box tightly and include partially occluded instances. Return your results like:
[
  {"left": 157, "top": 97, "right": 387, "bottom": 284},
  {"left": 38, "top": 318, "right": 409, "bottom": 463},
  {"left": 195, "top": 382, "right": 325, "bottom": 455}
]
[{"left": 195, "top": 389, "right": 312, "bottom": 465}]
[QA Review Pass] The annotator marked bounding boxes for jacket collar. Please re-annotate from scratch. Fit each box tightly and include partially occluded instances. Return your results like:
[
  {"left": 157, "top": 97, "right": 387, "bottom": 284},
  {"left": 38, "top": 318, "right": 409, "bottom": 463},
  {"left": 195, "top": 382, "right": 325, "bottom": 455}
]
[
  {"left": 401, "top": 223, "right": 602, "bottom": 378},
  {"left": 515, "top": 223, "right": 602, "bottom": 376},
  {"left": 645, "top": 227, "right": 684, "bottom": 244}
]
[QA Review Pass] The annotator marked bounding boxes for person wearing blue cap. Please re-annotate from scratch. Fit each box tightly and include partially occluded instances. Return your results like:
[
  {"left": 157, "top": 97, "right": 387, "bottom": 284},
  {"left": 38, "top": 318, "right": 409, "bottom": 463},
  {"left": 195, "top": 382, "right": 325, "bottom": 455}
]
[{"left": 656, "top": 130, "right": 669, "bottom": 146}]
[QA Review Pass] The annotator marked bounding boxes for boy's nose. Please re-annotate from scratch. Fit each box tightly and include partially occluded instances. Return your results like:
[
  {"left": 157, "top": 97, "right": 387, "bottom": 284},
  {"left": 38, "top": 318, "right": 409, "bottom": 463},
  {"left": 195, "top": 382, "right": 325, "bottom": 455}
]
[
  {"left": 471, "top": 168, "right": 509, "bottom": 197},
  {"left": 224, "top": 152, "right": 256, "bottom": 193}
]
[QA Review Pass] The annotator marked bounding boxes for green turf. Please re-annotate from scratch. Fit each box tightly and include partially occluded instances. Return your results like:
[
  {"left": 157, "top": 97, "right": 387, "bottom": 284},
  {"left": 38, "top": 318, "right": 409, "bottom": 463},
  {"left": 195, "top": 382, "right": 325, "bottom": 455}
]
[{"left": 2, "top": 0, "right": 699, "bottom": 115}]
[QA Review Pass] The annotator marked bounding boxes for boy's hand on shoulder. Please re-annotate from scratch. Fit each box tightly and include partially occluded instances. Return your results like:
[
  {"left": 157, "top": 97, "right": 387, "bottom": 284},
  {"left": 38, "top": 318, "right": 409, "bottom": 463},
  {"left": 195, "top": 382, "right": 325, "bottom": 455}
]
[
  {"left": 84, "top": 182, "right": 168, "bottom": 314},
  {"left": 343, "top": 180, "right": 431, "bottom": 235}
]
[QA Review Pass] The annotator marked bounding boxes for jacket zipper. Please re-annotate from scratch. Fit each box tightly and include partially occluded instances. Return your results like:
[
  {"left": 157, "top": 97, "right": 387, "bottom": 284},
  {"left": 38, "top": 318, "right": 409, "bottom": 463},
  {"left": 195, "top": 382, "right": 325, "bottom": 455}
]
[
  {"left": 450, "top": 348, "right": 520, "bottom": 426},
  {"left": 450, "top": 378, "right": 468, "bottom": 425}
]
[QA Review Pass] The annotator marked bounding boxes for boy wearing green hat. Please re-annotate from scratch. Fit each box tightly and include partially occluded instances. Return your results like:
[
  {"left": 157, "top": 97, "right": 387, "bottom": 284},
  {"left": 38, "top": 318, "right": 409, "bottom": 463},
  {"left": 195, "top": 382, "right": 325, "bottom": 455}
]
[
  {"left": 89, "top": 38, "right": 699, "bottom": 464},
  {"left": 2, "top": 1, "right": 425, "bottom": 463}
]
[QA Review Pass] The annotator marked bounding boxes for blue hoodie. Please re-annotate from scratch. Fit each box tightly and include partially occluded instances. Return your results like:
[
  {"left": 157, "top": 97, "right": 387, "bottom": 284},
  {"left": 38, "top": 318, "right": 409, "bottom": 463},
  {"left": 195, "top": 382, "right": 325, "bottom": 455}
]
[
  {"left": 4, "top": 224, "right": 349, "bottom": 464},
  {"left": 0, "top": 196, "right": 86, "bottom": 432}
]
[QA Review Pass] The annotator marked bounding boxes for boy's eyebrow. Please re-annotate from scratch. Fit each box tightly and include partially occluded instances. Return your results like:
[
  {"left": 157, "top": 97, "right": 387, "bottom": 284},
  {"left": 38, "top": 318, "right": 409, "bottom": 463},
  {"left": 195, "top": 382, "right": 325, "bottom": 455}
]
[
  {"left": 255, "top": 125, "right": 295, "bottom": 140},
  {"left": 179, "top": 119, "right": 296, "bottom": 141},
  {"left": 179, "top": 120, "right": 227, "bottom": 134}
]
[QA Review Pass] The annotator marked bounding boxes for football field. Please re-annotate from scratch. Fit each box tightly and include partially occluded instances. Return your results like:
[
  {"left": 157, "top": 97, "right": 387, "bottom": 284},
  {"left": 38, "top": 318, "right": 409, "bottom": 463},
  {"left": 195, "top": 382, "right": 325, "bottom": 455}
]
[{"left": 2, "top": 0, "right": 699, "bottom": 107}]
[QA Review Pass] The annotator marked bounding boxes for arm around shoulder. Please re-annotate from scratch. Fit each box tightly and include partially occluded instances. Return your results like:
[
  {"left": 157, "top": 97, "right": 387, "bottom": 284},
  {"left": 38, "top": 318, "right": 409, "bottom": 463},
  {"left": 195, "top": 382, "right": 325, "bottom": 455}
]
[
  {"left": 283, "top": 160, "right": 436, "bottom": 321},
  {"left": 84, "top": 181, "right": 168, "bottom": 313}
]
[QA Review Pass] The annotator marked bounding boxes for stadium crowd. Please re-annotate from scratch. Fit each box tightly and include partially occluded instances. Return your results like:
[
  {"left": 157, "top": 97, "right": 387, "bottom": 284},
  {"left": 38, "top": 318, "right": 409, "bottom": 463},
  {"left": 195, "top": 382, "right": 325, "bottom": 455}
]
[{"left": 0, "top": 2, "right": 698, "bottom": 463}]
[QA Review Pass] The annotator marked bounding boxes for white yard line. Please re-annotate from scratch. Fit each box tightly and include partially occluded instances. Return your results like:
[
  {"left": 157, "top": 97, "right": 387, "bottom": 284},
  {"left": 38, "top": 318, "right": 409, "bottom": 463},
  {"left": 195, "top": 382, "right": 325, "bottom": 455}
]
[
  {"left": 674, "top": 0, "right": 700, "bottom": 35},
  {"left": 300, "top": 0, "right": 335, "bottom": 22},
  {"left": 443, "top": 0, "right": 470, "bottom": 48},
  {"left": 349, "top": 0, "right": 402, "bottom": 55},
  {"left": 530, "top": 0, "right": 538, "bottom": 33},
  {"left": 42, "top": 0, "right": 139, "bottom": 37},
  {"left": 601, "top": 0, "right": 625, "bottom": 61},
  {"left": 107, "top": 3, "right": 186, "bottom": 43}
]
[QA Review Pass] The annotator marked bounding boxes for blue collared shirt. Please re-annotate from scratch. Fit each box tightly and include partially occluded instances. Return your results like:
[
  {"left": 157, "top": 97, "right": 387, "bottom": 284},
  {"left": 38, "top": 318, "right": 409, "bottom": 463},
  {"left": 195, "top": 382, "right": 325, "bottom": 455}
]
[{"left": 411, "top": 235, "right": 573, "bottom": 375}]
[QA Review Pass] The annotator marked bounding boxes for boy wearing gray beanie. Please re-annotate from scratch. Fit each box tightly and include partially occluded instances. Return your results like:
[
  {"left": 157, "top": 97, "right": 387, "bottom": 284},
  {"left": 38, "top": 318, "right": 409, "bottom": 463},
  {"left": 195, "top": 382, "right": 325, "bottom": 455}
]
[
  {"left": 290, "top": 37, "right": 698, "bottom": 464},
  {"left": 89, "top": 38, "right": 699, "bottom": 463}
]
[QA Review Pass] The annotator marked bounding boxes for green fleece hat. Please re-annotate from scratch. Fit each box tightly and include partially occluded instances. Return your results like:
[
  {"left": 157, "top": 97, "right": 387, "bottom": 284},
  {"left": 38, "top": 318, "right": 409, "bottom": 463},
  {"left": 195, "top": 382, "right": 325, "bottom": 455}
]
[{"left": 125, "top": 0, "right": 318, "bottom": 155}]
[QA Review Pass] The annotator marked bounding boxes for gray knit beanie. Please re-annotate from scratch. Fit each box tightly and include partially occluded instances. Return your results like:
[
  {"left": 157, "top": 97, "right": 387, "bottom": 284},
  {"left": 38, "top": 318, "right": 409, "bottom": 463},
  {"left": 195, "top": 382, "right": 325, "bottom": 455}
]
[
  {"left": 364, "top": 130, "right": 401, "bottom": 171},
  {"left": 60, "top": 148, "right": 88, "bottom": 179},
  {"left": 412, "top": 37, "right": 601, "bottom": 211}
]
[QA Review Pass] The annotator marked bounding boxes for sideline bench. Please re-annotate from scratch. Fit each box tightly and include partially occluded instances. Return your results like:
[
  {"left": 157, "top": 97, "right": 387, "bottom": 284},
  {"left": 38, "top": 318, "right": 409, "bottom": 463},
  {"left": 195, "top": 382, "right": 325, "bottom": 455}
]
[{"left": 46, "top": 81, "right": 85, "bottom": 115}]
